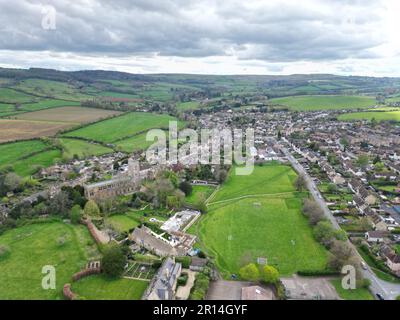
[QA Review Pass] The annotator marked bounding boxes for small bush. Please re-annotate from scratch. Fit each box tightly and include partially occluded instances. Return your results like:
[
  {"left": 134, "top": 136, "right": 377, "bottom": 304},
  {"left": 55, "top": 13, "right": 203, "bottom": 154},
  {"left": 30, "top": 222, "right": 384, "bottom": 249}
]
[
  {"left": 178, "top": 273, "right": 189, "bottom": 286},
  {"left": 176, "top": 256, "right": 192, "bottom": 269}
]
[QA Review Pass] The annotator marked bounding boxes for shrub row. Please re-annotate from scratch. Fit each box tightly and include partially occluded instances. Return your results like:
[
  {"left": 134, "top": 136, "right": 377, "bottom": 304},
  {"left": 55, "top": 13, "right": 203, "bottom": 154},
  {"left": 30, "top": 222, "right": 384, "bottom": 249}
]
[
  {"left": 297, "top": 269, "right": 340, "bottom": 277},
  {"left": 63, "top": 284, "right": 78, "bottom": 300},
  {"left": 72, "top": 267, "right": 101, "bottom": 282},
  {"left": 189, "top": 272, "right": 210, "bottom": 300}
]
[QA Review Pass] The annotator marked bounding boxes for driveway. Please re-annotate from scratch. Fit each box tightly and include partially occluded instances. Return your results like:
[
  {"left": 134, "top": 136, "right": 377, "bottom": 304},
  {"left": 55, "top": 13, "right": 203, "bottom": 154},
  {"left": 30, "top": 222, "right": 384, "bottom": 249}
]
[
  {"left": 206, "top": 280, "right": 254, "bottom": 300},
  {"left": 176, "top": 269, "right": 196, "bottom": 300}
]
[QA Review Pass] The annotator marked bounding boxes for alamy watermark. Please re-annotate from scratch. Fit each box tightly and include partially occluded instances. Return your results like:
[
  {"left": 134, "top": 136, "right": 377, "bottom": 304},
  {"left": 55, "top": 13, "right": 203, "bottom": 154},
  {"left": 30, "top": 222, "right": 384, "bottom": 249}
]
[
  {"left": 145, "top": 121, "right": 255, "bottom": 175},
  {"left": 341, "top": 265, "right": 356, "bottom": 290},
  {"left": 41, "top": 265, "right": 56, "bottom": 290},
  {"left": 41, "top": 5, "right": 56, "bottom": 30}
]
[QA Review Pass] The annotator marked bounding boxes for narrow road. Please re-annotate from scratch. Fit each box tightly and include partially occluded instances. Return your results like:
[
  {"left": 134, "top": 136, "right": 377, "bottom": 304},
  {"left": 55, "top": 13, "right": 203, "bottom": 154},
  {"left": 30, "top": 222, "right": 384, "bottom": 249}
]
[{"left": 278, "top": 139, "right": 400, "bottom": 300}]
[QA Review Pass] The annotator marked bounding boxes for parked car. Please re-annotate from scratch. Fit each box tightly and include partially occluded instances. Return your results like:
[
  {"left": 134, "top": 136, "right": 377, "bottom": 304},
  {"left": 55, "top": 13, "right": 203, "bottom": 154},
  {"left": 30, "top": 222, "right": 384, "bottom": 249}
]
[
  {"left": 376, "top": 293, "right": 384, "bottom": 300},
  {"left": 361, "top": 261, "right": 368, "bottom": 270}
]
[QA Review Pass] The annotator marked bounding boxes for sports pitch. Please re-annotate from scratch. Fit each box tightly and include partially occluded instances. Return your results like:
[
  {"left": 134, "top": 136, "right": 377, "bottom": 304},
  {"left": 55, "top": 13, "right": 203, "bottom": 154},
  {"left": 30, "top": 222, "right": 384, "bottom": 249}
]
[{"left": 192, "top": 164, "right": 328, "bottom": 278}]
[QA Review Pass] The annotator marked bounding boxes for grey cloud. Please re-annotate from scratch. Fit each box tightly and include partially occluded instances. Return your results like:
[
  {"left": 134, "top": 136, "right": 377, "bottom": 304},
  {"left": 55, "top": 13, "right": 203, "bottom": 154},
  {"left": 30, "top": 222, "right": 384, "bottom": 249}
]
[{"left": 0, "top": 0, "right": 389, "bottom": 63}]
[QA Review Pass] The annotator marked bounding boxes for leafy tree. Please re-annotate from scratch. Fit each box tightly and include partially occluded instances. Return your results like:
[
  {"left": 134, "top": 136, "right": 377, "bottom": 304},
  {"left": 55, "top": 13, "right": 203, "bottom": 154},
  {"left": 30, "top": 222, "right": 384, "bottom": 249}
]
[
  {"left": 327, "top": 183, "right": 338, "bottom": 193},
  {"left": 101, "top": 244, "right": 127, "bottom": 277},
  {"left": 295, "top": 174, "right": 307, "bottom": 192},
  {"left": 303, "top": 199, "right": 324, "bottom": 225},
  {"left": 313, "top": 221, "right": 336, "bottom": 247},
  {"left": 261, "top": 265, "right": 279, "bottom": 284},
  {"left": 84, "top": 200, "right": 100, "bottom": 217},
  {"left": 328, "top": 240, "right": 355, "bottom": 271},
  {"left": 179, "top": 181, "right": 193, "bottom": 196},
  {"left": 373, "top": 155, "right": 381, "bottom": 164},
  {"left": 194, "top": 192, "right": 207, "bottom": 214},
  {"left": 239, "top": 263, "right": 260, "bottom": 281},
  {"left": 70, "top": 205, "right": 82, "bottom": 224},
  {"left": 48, "top": 191, "right": 71, "bottom": 217},
  {"left": 3, "top": 172, "right": 22, "bottom": 192}
]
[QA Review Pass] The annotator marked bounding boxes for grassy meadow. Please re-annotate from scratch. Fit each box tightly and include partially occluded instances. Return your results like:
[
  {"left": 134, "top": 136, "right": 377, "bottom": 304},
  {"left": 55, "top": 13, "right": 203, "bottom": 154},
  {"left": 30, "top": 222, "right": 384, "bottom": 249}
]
[
  {"left": 338, "top": 109, "right": 400, "bottom": 122},
  {"left": 269, "top": 95, "right": 376, "bottom": 111},
  {"left": 71, "top": 275, "right": 148, "bottom": 300},
  {"left": 0, "top": 222, "right": 99, "bottom": 299},
  {"left": 63, "top": 112, "right": 180, "bottom": 143},
  {"left": 60, "top": 138, "right": 113, "bottom": 159},
  {"left": 186, "top": 185, "right": 216, "bottom": 205},
  {"left": 192, "top": 164, "right": 328, "bottom": 278}
]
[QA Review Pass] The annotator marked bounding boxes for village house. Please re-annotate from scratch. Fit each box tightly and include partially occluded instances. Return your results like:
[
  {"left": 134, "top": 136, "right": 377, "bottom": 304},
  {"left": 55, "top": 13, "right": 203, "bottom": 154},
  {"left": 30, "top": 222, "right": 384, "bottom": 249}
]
[
  {"left": 144, "top": 257, "right": 182, "bottom": 300},
  {"left": 380, "top": 245, "right": 400, "bottom": 275},
  {"left": 368, "top": 213, "right": 388, "bottom": 231},
  {"left": 365, "top": 230, "right": 387, "bottom": 243}
]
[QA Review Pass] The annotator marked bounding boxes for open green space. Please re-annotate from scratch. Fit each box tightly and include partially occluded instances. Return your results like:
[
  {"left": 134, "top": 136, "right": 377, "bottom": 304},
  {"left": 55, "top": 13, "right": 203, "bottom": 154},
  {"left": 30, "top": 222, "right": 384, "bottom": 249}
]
[
  {"left": 97, "top": 91, "right": 140, "bottom": 99},
  {"left": 269, "top": 95, "right": 376, "bottom": 111},
  {"left": 193, "top": 164, "right": 328, "bottom": 278},
  {"left": 105, "top": 214, "right": 141, "bottom": 233},
  {"left": 331, "top": 279, "right": 373, "bottom": 300},
  {"left": 186, "top": 185, "right": 216, "bottom": 205},
  {"left": 63, "top": 112, "right": 181, "bottom": 143},
  {"left": 71, "top": 275, "right": 148, "bottom": 300},
  {"left": 210, "top": 164, "right": 298, "bottom": 203},
  {"left": 0, "top": 222, "right": 99, "bottom": 299},
  {"left": 12, "top": 149, "right": 62, "bottom": 176},
  {"left": 0, "top": 140, "right": 49, "bottom": 168},
  {"left": 176, "top": 101, "right": 200, "bottom": 111},
  {"left": 14, "top": 79, "right": 94, "bottom": 101},
  {"left": 20, "top": 99, "right": 81, "bottom": 112},
  {"left": 338, "top": 110, "right": 400, "bottom": 122},
  {"left": 60, "top": 138, "right": 113, "bottom": 159},
  {"left": 114, "top": 132, "right": 155, "bottom": 153},
  {"left": 0, "top": 88, "right": 36, "bottom": 104}
]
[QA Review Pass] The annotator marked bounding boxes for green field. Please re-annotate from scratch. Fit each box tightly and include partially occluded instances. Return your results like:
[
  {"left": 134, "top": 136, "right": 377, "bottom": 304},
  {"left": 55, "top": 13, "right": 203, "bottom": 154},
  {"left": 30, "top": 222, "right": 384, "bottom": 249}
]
[
  {"left": 0, "top": 88, "right": 35, "bottom": 104},
  {"left": 115, "top": 132, "right": 156, "bottom": 153},
  {"left": 177, "top": 101, "right": 200, "bottom": 111},
  {"left": 269, "top": 95, "right": 376, "bottom": 111},
  {"left": 331, "top": 279, "right": 373, "bottom": 300},
  {"left": 14, "top": 79, "right": 93, "bottom": 101},
  {"left": 0, "top": 140, "right": 49, "bottom": 168},
  {"left": 338, "top": 110, "right": 400, "bottom": 122},
  {"left": 210, "top": 164, "right": 298, "bottom": 203},
  {"left": 64, "top": 112, "right": 180, "bottom": 143},
  {"left": 105, "top": 214, "right": 141, "bottom": 233},
  {"left": 60, "top": 138, "right": 113, "bottom": 159},
  {"left": 20, "top": 99, "right": 81, "bottom": 112},
  {"left": 0, "top": 222, "right": 99, "bottom": 299},
  {"left": 192, "top": 164, "right": 328, "bottom": 278},
  {"left": 186, "top": 185, "right": 216, "bottom": 205},
  {"left": 97, "top": 91, "right": 140, "bottom": 99},
  {"left": 12, "top": 149, "right": 62, "bottom": 176},
  {"left": 71, "top": 275, "right": 148, "bottom": 300},
  {"left": 0, "top": 103, "right": 21, "bottom": 117}
]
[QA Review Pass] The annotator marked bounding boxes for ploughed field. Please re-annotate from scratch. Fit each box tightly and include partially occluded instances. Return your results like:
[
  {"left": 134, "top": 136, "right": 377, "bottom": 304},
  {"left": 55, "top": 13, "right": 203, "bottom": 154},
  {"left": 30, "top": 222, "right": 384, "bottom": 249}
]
[
  {"left": 0, "top": 107, "right": 121, "bottom": 143},
  {"left": 191, "top": 164, "right": 328, "bottom": 278}
]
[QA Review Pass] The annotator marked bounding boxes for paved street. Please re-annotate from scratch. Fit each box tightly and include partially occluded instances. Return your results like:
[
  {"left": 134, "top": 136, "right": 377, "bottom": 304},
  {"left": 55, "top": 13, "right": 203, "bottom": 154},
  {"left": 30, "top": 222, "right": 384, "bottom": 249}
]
[{"left": 279, "top": 140, "right": 400, "bottom": 300}]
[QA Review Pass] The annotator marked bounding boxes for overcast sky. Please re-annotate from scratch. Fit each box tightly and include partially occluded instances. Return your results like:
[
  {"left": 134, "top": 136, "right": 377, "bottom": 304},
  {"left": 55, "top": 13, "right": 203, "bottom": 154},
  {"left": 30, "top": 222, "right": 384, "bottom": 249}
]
[{"left": 0, "top": 0, "right": 400, "bottom": 76}]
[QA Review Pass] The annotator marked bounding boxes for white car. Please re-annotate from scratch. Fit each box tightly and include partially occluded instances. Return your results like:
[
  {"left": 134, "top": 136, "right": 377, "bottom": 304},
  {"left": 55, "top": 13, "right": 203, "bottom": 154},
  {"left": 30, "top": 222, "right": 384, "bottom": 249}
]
[{"left": 361, "top": 262, "right": 368, "bottom": 270}]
